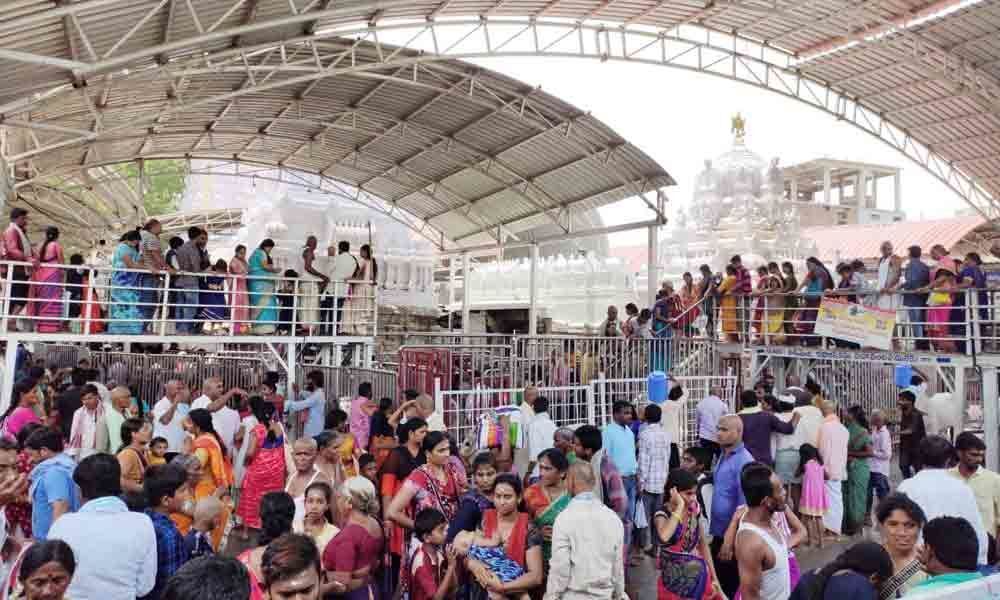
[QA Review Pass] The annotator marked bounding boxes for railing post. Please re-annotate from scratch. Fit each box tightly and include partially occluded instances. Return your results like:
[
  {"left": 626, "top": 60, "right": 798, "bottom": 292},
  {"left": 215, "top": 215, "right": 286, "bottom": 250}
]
[
  {"left": 587, "top": 377, "right": 597, "bottom": 426},
  {"left": 0, "top": 264, "right": 14, "bottom": 333},
  {"left": 968, "top": 292, "right": 979, "bottom": 355},
  {"left": 597, "top": 371, "right": 606, "bottom": 425},
  {"left": 371, "top": 283, "right": 378, "bottom": 337},
  {"left": 82, "top": 268, "right": 94, "bottom": 336},
  {"left": 434, "top": 376, "right": 443, "bottom": 416},
  {"left": 159, "top": 273, "right": 171, "bottom": 337},
  {"left": 291, "top": 279, "right": 299, "bottom": 336}
]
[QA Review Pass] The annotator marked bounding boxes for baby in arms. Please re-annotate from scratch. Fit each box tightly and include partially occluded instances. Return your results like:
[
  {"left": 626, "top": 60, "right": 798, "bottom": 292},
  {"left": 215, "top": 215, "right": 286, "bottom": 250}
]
[{"left": 452, "top": 531, "right": 530, "bottom": 600}]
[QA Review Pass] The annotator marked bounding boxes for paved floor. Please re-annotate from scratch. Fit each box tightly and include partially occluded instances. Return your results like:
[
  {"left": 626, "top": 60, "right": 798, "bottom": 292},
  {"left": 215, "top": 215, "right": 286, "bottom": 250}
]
[{"left": 626, "top": 528, "right": 875, "bottom": 599}]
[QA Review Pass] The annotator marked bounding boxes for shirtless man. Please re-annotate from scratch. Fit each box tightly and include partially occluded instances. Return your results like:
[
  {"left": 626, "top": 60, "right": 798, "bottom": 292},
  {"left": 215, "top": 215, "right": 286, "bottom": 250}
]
[
  {"left": 285, "top": 438, "right": 332, "bottom": 526},
  {"left": 735, "top": 463, "right": 790, "bottom": 600}
]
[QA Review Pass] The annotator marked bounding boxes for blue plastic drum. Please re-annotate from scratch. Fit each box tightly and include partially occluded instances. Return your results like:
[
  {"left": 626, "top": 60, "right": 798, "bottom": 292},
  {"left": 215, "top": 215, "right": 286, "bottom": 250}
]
[
  {"left": 894, "top": 364, "right": 913, "bottom": 388},
  {"left": 648, "top": 371, "right": 668, "bottom": 404}
]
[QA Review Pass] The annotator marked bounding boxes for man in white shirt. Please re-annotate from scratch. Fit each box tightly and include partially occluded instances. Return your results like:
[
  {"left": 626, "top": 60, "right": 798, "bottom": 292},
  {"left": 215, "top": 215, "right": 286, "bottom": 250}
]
[
  {"left": 526, "top": 396, "right": 557, "bottom": 481},
  {"left": 48, "top": 454, "right": 157, "bottom": 600},
  {"left": 898, "top": 435, "right": 989, "bottom": 565},
  {"left": 324, "top": 241, "right": 359, "bottom": 335},
  {"left": 153, "top": 379, "right": 192, "bottom": 454},
  {"left": 545, "top": 460, "right": 625, "bottom": 600},
  {"left": 191, "top": 377, "right": 244, "bottom": 457},
  {"left": 696, "top": 386, "right": 728, "bottom": 457}
]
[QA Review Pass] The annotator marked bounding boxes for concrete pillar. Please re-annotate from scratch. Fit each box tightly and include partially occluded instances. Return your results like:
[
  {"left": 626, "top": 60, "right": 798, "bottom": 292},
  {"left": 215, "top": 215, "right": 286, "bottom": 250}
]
[
  {"left": 894, "top": 171, "right": 902, "bottom": 212},
  {"left": 823, "top": 167, "right": 832, "bottom": 205},
  {"left": 860, "top": 169, "right": 872, "bottom": 208},
  {"left": 448, "top": 258, "right": 456, "bottom": 331},
  {"left": 461, "top": 252, "right": 471, "bottom": 334},
  {"left": 529, "top": 245, "right": 539, "bottom": 336},
  {"left": 984, "top": 367, "right": 999, "bottom": 471},
  {"left": 0, "top": 341, "right": 16, "bottom": 415},
  {"left": 286, "top": 342, "right": 297, "bottom": 405},
  {"left": 647, "top": 226, "right": 659, "bottom": 307},
  {"left": 790, "top": 178, "right": 798, "bottom": 203}
]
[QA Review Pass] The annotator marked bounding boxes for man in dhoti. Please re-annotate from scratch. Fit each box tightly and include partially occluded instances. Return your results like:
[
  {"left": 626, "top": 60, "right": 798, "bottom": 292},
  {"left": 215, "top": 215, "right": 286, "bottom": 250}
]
[
  {"left": 299, "top": 236, "right": 328, "bottom": 335},
  {"left": 817, "top": 399, "right": 849, "bottom": 536},
  {"left": 876, "top": 240, "right": 902, "bottom": 311}
]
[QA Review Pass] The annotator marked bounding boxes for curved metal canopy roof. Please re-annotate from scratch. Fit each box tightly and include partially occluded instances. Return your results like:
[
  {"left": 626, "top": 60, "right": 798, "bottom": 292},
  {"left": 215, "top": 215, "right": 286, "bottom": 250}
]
[{"left": 0, "top": 0, "right": 997, "bottom": 250}]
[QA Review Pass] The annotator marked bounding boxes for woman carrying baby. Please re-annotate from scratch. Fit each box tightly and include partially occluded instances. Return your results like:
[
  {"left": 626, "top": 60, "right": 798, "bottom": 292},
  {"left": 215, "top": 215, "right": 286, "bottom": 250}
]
[{"left": 467, "top": 473, "right": 545, "bottom": 600}]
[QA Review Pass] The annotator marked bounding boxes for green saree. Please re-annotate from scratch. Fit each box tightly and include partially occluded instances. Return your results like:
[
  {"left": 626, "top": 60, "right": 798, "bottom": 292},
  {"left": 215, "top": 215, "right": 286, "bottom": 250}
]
[
  {"left": 844, "top": 421, "right": 872, "bottom": 533},
  {"left": 534, "top": 492, "right": 571, "bottom": 563}
]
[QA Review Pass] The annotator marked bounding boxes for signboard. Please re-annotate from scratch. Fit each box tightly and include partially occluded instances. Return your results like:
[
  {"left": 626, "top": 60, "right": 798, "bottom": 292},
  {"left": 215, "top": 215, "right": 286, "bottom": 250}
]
[{"left": 814, "top": 297, "right": 897, "bottom": 350}]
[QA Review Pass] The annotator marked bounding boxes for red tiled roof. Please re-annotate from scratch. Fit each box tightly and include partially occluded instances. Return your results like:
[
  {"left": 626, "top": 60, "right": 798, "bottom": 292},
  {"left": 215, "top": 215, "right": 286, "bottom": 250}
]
[{"left": 803, "top": 216, "right": 987, "bottom": 263}]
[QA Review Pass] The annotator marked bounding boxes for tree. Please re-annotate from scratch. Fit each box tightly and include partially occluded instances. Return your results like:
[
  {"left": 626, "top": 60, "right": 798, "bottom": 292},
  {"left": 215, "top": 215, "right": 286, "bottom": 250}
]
[{"left": 120, "top": 159, "right": 187, "bottom": 216}]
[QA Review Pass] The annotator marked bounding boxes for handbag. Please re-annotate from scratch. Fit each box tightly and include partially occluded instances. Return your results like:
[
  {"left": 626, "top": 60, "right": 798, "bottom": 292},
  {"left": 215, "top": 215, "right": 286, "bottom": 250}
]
[{"left": 634, "top": 497, "right": 648, "bottom": 529}]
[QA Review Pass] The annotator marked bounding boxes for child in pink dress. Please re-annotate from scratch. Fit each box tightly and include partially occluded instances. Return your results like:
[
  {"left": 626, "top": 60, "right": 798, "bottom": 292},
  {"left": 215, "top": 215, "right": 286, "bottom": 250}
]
[{"left": 798, "top": 443, "right": 828, "bottom": 547}]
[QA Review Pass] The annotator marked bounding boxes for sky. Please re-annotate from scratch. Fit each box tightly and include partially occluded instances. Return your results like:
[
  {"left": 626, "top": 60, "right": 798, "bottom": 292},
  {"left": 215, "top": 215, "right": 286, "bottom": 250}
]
[{"left": 468, "top": 56, "right": 968, "bottom": 247}]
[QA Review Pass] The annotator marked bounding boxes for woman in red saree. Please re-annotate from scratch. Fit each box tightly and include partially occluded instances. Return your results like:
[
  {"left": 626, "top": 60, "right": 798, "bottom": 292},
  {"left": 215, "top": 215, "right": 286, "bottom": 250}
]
[
  {"left": 468, "top": 473, "right": 544, "bottom": 600},
  {"left": 386, "top": 430, "right": 466, "bottom": 598},
  {"left": 26, "top": 227, "right": 64, "bottom": 333},
  {"left": 229, "top": 245, "right": 250, "bottom": 334},
  {"left": 235, "top": 399, "right": 285, "bottom": 534},
  {"left": 187, "top": 408, "right": 234, "bottom": 551}
]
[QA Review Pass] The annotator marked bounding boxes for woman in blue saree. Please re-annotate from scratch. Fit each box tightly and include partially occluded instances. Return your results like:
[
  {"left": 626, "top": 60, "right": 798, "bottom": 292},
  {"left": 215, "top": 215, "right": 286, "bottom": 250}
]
[
  {"left": 248, "top": 239, "right": 281, "bottom": 334},
  {"left": 108, "top": 230, "right": 145, "bottom": 335}
]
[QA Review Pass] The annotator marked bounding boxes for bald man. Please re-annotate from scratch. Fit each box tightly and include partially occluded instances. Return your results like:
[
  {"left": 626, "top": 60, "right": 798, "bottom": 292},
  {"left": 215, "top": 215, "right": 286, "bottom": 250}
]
[
  {"left": 191, "top": 377, "right": 244, "bottom": 457},
  {"left": 105, "top": 386, "right": 133, "bottom": 452},
  {"left": 545, "top": 461, "right": 625, "bottom": 600},
  {"left": 710, "top": 414, "right": 755, "bottom": 598}
]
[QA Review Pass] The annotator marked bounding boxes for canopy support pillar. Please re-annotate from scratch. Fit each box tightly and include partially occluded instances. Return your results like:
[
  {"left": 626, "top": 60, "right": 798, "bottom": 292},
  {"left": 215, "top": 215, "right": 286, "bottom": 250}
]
[
  {"left": 529, "top": 244, "right": 539, "bottom": 336},
  {"left": 647, "top": 225, "right": 659, "bottom": 307},
  {"left": 984, "top": 366, "right": 998, "bottom": 471},
  {"left": 461, "top": 252, "right": 471, "bottom": 334}
]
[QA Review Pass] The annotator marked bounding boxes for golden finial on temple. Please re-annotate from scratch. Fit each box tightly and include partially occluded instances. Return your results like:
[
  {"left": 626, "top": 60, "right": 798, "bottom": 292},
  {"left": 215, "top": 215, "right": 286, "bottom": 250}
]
[{"left": 731, "top": 112, "right": 746, "bottom": 141}]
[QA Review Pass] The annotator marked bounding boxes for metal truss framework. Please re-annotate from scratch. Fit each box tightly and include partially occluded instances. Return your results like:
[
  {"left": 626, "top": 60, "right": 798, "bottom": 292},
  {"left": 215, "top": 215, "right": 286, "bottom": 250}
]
[{"left": 0, "top": 1, "right": 997, "bottom": 244}]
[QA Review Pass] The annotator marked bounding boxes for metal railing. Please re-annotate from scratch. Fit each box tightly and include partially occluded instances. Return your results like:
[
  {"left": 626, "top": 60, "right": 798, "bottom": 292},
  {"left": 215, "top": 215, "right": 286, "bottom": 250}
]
[
  {"left": 0, "top": 259, "right": 378, "bottom": 338},
  {"left": 395, "top": 335, "right": 722, "bottom": 400},
  {"left": 432, "top": 375, "right": 738, "bottom": 450},
  {"left": 666, "top": 286, "right": 1000, "bottom": 355}
]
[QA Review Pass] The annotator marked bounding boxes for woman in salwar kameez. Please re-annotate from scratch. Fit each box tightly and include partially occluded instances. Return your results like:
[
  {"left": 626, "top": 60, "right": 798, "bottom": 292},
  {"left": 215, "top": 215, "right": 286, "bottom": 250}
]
[
  {"left": 843, "top": 405, "right": 873, "bottom": 536},
  {"left": 656, "top": 469, "right": 724, "bottom": 600}
]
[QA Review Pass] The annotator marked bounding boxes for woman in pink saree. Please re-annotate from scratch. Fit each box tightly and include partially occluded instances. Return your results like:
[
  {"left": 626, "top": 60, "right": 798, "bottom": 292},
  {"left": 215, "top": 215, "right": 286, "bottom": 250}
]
[
  {"left": 27, "top": 227, "right": 65, "bottom": 333},
  {"left": 229, "top": 245, "right": 250, "bottom": 334}
]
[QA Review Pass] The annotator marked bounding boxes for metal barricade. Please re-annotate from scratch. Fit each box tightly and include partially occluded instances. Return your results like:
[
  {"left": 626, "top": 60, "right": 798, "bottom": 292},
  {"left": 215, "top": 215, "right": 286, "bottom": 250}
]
[
  {"left": 296, "top": 365, "right": 398, "bottom": 411},
  {"left": 591, "top": 375, "right": 738, "bottom": 449},
  {"left": 435, "top": 384, "right": 591, "bottom": 447},
  {"left": 90, "top": 352, "right": 266, "bottom": 410}
]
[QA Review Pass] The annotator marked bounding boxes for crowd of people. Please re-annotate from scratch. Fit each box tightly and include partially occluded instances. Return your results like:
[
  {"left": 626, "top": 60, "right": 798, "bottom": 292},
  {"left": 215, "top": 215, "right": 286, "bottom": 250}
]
[
  {"left": 598, "top": 244, "right": 992, "bottom": 350},
  {"left": 683, "top": 373, "right": 1000, "bottom": 600},
  {"left": 0, "top": 353, "right": 995, "bottom": 600},
  {"left": 0, "top": 210, "right": 378, "bottom": 337}
]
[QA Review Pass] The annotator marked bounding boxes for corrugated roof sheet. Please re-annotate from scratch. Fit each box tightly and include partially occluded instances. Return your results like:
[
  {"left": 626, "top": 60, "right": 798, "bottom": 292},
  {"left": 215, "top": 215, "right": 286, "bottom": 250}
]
[{"left": 1, "top": 0, "right": 998, "bottom": 246}]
